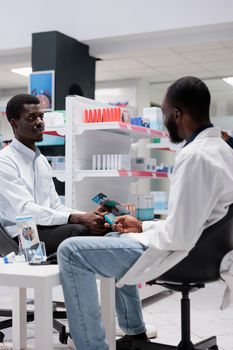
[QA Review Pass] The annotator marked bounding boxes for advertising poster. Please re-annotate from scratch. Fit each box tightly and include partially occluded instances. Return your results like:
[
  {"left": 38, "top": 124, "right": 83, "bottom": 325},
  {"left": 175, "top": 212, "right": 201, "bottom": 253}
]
[{"left": 29, "top": 70, "right": 55, "bottom": 111}]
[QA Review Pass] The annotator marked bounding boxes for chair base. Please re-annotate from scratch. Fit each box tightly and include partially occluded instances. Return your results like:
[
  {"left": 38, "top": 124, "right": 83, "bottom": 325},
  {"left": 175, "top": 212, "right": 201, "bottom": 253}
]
[
  {"left": 0, "top": 309, "right": 69, "bottom": 345},
  {"left": 132, "top": 336, "right": 218, "bottom": 350}
]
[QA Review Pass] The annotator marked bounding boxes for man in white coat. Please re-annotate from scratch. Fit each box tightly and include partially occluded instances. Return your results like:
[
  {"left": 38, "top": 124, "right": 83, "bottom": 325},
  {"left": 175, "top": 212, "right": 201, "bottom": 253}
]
[{"left": 58, "top": 76, "right": 233, "bottom": 350}]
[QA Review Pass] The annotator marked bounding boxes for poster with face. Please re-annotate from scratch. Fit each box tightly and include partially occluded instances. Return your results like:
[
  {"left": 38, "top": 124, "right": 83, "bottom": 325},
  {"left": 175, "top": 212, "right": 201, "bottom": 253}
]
[
  {"left": 29, "top": 71, "right": 55, "bottom": 111},
  {"left": 16, "top": 216, "right": 46, "bottom": 262}
]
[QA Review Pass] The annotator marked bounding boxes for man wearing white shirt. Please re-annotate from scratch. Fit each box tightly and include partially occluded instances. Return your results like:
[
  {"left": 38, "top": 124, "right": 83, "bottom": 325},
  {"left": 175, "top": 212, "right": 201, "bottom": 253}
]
[
  {"left": 58, "top": 76, "right": 233, "bottom": 350},
  {"left": 0, "top": 94, "right": 105, "bottom": 254}
]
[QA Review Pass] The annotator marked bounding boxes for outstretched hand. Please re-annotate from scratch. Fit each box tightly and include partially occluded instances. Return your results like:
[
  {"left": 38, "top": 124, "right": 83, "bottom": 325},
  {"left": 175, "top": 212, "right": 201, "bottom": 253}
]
[
  {"left": 105, "top": 215, "right": 143, "bottom": 234},
  {"left": 69, "top": 211, "right": 106, "bottom": 234}
]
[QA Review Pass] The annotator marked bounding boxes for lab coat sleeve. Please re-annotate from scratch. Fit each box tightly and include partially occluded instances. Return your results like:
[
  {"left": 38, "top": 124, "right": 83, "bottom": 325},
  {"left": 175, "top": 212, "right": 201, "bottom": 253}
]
[
  {"left": 128, "top": 152, "right": 224, "bottom": 252},
  {"left": 0, "top": 160, "right": 71, "bottom": 226}
]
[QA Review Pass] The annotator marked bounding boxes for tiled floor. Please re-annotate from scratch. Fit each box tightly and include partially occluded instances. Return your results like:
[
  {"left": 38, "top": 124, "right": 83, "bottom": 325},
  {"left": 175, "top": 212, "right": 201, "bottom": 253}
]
[{"left": 0, "top": 280, "right": 233, "bottom": 349}]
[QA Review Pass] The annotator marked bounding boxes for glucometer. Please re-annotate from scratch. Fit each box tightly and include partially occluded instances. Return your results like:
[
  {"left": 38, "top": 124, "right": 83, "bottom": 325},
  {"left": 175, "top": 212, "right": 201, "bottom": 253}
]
[
  {"left": 92, "top": 193, "right": 130, "bottom": 216},
  {"left": 103, "top": 212, "right": 117, "bottom": 226},
  {"left": 92, "top": 193, "right": 130, "bottom": 226}
]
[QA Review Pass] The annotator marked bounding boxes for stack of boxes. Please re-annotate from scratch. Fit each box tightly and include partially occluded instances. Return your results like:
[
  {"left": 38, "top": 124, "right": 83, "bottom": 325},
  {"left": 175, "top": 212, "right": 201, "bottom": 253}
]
[
  {"left": 92, "top": 154, "right": 132, "bottom": 171},
  {"left": 92, "top": 155, "right": 158, "bottom": 172},
  {"left": 83, "top": 107, "right": 130, "bottom": 123}
]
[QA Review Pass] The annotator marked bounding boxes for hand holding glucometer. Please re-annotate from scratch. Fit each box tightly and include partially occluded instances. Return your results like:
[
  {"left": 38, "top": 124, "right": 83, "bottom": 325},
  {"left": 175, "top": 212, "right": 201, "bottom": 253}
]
[{"left": 92, "top": 193, "right": 130, "bottom": 226}]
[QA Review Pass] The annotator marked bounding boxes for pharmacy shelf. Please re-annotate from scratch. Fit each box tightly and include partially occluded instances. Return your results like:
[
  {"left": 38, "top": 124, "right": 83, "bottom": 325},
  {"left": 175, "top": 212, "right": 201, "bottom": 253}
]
[
  {"left": 52, "top": 170, "right": 65, "bottom": 182},
  {"left": 147, "top": 143, "right": 176, "bottom": 151},
  {"left": 65, "top": 95, "right": 170, "bottom": 302},
  {"left": 74, "top": 169, "right": 169, "bottom": 182},
  {"left": 75, "top": 122, "right": 168, "bottom": 138},
  {"left": 154, "top": 209, "right": 168, "bottom": 215},
  {"left": 44, "top": 125, "right": 66, "bottom": 137}
]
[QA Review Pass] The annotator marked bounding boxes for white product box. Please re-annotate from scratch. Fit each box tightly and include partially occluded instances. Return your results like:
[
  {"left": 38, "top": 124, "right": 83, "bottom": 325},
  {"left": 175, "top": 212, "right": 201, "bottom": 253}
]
[
  {"left": 97, "top": 154, "right": 102, "bottom": 170},
  {"left": 117, "top": 154, "right": 132, "bottom": 170},
  {"left": 132, "top": 157, "right": 146, "bottom": 171},
  {"left": 143, "top": 107, "right": 163, "bottom": 130},
  {"left": 110, "top": 154, "right": 115, "bottom": 170},
  {"left": 92, "top": 155, "right": 97, "bottom": 170},
  {"left": 102, "top": 154, "right": 107, "bottom": 170},
  {"left": 106, "top": 154, "right": 111, "bottom": 170},
  {"left": 114, "top": 155, "right": 118, "bottom": 170},
  {"left": 145, "top": 158, "right": 157, "bottom": 171}
]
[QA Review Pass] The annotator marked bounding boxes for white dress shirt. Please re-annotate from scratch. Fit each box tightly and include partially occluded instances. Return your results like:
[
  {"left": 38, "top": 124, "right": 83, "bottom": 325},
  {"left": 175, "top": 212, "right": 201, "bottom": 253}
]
[
  {"left": 0, "top": 138, "right": 76, "bottom": 237},
  {"left": 117, "top": 127, "right": 233, "bottom": 287}
]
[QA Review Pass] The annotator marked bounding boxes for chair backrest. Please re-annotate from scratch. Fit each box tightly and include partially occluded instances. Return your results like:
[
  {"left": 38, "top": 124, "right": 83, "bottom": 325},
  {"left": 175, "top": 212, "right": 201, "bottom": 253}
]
[
  {"left": 160, "top": 204, "right": 233, "bottom": 284},
  {"left": 0, "top": 224, "right": 18, "bottom": 257}
]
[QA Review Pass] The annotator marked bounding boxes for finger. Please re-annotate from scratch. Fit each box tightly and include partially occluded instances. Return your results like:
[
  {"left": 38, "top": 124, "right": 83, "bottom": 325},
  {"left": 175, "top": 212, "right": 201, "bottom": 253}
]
[
  {"left": 95, "top": 215, "right": 105, "bottom": 222},
  {"left": 114, "top": 216, "right": 126, "bottom": 224},
  {"left": 111, "top": 223, "right": 117, "bottom": 230},
  {"left": 115, "top": 223, "right": 124, "bottom": 233},
  {"left": 94, "top": 210, "right": 107, "bottom": 217},
  {"left": 104, "top": 223, "right": 111, "bottom": 229}
]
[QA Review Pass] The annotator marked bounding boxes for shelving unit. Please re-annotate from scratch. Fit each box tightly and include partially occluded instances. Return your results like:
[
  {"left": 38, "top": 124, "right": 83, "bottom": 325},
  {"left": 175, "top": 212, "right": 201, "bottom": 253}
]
[
  {"left": 74, "top": 169, "right": 169, "bottom": 182},
  {"left": 64, "top": 96, "right": 169, "bottom": 209},
  {"left": 44, "top": 125, "right": 66, "bottom": 137},
  {"left": 63, "top": 95, "right": 170, "bottom": 299},
  {"left": 45, "top": 96, "right": 169, "bottom": 299},
  {"left": 76, "top": 121, "right": 168, "bottom": 138}
]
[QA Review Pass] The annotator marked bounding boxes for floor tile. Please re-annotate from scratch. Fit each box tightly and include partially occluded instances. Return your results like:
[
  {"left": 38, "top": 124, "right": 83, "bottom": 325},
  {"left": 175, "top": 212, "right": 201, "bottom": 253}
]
[{"left": 0, "top": 280, "right": 233, "bottom": 349}]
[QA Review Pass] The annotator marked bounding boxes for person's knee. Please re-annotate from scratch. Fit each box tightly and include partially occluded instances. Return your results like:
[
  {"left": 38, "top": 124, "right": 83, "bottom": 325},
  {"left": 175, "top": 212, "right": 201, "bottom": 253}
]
[
  {"left": 106, "top": 231, "right": 121, "bottom": 238},
  {"left": 57, "top": 238, "right": 74, "bottom": 263}
]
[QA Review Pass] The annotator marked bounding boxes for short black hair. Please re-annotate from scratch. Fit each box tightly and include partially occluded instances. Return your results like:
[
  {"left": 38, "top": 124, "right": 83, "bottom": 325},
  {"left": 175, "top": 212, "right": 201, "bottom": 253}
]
[
  {"left": 68, "top": 83, "right": 84, "bottom": 96},
  {"left": 166, "top": 76, "right": 211, "bottom": 123},
  {"left": 6, "top": 94, "right": 40, "bottom": 123}
]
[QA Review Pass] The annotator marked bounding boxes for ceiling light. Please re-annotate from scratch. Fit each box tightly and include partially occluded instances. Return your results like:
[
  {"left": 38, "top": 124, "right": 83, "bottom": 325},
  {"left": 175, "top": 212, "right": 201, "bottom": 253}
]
[
  {"left": 223, "top": 77, "right": 233, "bottom": 87},
  {"left": 11, "top": 67, "right": 32, "bottom": 77}
]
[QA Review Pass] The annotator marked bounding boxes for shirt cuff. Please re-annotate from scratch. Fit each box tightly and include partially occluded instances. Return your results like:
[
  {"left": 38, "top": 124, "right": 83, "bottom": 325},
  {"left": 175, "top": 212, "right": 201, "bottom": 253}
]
[{"left": 142, "top": 220, "right": 156, "bottom": 232}]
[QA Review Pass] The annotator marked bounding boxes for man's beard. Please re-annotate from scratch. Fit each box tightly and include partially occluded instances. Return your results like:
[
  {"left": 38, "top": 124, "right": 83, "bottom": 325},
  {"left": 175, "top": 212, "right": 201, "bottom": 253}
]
[{"left": 166, "top": 117, "right": 184, "bottom": 144}]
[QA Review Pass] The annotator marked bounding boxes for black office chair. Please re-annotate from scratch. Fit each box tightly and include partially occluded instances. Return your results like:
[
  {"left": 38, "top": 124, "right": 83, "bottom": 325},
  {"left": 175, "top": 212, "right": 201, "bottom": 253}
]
[
  {"left": 133, "top": 204, "right": 233, "bottom": 350},
  {"left": 0, "top": 224, "right": 69, "bottom": 344}
]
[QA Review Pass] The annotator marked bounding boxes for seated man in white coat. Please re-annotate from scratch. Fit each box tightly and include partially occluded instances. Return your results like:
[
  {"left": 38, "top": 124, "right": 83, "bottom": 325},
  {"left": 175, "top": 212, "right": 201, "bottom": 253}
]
[
  {"left": 0, "top": 94, "right": 105, "bottom": 255},
  {"left": 58, "top": 76, "right": 233, "bottom": 350}
]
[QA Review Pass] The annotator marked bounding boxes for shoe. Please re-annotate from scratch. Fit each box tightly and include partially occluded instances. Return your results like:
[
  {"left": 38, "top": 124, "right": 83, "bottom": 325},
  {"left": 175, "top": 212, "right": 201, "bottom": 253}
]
[
  {"left": 116, "top": 336, "right": 151, "bottom": 350},
  {"left": 67, "top": 336, "right": 76, "bottom": 350},
  {"left": 116, "top": 324, "right": 158, "bottom": 339},
  {"left": 116, "top": 336, "right": 133, "bottom": 350}
]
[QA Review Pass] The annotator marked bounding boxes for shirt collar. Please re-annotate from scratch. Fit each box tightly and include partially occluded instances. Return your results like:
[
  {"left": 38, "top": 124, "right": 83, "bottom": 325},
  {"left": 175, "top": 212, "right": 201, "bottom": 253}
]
[
  {"left": 184, "top": 123, "right": 214, "bottom": 147},
  {"left": 11, "top": 138, "right": 41, "bottom": 159}
]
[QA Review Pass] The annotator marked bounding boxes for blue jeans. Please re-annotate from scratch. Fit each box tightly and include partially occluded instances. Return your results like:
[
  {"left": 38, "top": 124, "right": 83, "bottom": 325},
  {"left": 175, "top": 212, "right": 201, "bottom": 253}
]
[{"left": 57, "top": 233, "right": 147, "bottom": 350}]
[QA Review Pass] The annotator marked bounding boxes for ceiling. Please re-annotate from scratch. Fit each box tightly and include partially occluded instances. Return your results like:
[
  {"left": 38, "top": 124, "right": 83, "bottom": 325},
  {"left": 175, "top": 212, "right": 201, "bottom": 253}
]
[
  {"left": 1, "top": 34, "right": 233, "bottom": 115},
  {"left": 96, "top": 40, "right": 233, "bottom": 82}
]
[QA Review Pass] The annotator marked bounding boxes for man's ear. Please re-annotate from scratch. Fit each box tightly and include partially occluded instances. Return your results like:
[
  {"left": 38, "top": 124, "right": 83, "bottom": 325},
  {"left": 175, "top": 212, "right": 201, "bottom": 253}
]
[
  {"left": 10, "top": 119, "right": 17, "bottom": 130},
  {"left": 174, "top": 108, "right": 182, "bottom": 121}
]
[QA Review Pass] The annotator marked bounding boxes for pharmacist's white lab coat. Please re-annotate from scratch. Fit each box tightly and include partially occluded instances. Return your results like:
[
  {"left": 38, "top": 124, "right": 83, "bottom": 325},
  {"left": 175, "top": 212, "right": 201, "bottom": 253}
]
[{"left": 117, "top": 127, "right": 233, "bottom": 287}]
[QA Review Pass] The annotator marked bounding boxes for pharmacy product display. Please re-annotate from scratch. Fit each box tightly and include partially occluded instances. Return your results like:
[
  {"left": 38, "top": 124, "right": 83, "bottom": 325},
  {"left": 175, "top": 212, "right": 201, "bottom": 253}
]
[
  {"left": 62, "top": 95, "right": 171, "bottom": 299},
  {"left": 44, "top": 96, "right": 171, "bottom": 298}
]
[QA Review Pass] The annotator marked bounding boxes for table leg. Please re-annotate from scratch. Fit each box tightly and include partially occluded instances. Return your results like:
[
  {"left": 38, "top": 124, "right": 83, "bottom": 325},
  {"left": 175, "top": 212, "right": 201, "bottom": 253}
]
[
  {"left": 12, "top": 287, "right": 27, "bottom": 350},
  {"left": 34, "top": 285, "right": 53, "bottom": 350},
  {"left": 100, "top": 277, "right": 116, "bottom": 350}
]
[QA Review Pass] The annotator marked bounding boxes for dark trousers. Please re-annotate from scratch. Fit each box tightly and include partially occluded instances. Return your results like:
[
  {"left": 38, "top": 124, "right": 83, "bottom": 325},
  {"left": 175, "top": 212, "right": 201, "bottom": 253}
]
[{"left": 37, "top": 224, "right": 90, "bottom": 256}]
